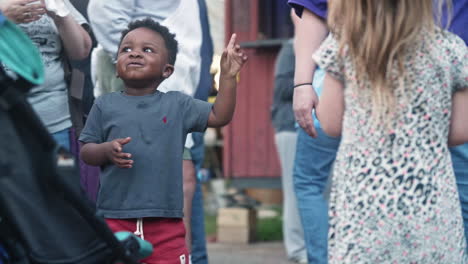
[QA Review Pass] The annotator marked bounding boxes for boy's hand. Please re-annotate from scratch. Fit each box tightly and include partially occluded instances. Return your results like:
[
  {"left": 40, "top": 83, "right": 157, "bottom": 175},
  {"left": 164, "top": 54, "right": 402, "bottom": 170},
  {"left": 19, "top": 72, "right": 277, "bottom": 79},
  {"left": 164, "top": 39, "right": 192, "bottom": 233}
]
[
  {"left": 106, "top": 137, "right": 133, "bottom": 169},
  {"left": 220, "top": 33, "right": 248, "bottom": 78}
]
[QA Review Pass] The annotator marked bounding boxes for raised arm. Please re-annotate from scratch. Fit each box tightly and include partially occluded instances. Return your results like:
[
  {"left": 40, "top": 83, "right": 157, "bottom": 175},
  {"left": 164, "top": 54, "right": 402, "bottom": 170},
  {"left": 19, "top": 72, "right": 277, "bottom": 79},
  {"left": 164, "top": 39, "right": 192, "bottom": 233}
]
[
  {"left": 449, "top": 89, "right": 468, "bottom": 146},
  {"left": 207, "top": 33, "right": 248, "bottom": 127},
  {"left": 44, "top": 0, "right": 92, "bottom": 60},
  {"left": 292, "top": 8, "right": 328, "bottom": 138},
  {"left": 52, "top": 17, "right": 91, "bottom": 60}
]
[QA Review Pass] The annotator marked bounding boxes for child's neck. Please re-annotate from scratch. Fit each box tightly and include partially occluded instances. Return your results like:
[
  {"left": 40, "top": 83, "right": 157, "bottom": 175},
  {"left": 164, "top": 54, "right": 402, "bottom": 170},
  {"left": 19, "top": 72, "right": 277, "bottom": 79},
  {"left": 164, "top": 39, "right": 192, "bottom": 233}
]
[
  {"left": 124, "top": 86, "right": 158, "bottom": 96},
  {"left": 123, "top": 80, "right": 162, "bottom": 96}
]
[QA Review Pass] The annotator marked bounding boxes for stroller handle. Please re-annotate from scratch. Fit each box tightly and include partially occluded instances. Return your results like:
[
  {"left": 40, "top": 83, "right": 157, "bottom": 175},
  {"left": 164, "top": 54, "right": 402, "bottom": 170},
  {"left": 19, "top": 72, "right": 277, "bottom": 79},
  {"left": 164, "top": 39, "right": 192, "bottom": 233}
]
[{"left": 115, "top": 232, "right": 153, "bottom": 260}]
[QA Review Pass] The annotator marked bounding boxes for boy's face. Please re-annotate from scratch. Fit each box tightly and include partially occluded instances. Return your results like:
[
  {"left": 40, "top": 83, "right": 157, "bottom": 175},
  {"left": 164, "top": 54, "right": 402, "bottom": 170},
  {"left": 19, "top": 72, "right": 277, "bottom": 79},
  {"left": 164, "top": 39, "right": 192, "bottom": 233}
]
[{"left": 116, "top": 27, "right": 173, "bottom": 85}]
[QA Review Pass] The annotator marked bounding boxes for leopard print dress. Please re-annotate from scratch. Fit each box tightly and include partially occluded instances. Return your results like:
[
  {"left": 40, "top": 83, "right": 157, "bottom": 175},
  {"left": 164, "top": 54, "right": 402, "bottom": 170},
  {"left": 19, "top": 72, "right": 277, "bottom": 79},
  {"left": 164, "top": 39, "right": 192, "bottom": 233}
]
[{"left": 313, "top": 31, "right": 468, "bottom": 263}]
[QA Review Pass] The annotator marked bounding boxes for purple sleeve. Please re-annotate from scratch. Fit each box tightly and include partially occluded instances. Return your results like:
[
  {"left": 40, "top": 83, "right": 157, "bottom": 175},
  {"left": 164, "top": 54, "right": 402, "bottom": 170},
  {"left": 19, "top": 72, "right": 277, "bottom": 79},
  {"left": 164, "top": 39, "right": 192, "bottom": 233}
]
[{"left": 288, "top": 0, "right": 327, "bottom": 19}]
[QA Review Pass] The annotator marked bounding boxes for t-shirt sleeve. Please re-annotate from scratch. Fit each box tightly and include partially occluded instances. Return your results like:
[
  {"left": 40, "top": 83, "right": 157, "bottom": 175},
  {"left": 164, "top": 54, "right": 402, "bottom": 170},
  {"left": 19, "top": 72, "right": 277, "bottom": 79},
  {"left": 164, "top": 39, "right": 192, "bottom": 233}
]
[
  {"left": 288, "top": 0, "right": 328, "bottom": 19},
  {"left": 312, "top": 34, "right": 345, "bottom": 82},
  {"left": 79, "top": 99, "right": 104, "bottom": 143},
  {"left": 64, "top": 0, "right": 88, "bottom": 26},
  {"left": 450, "top": 36, "right": 468, "bottom": 92},
  {"left": 179, "top": 93, "right": 212, "bottom": 133}
]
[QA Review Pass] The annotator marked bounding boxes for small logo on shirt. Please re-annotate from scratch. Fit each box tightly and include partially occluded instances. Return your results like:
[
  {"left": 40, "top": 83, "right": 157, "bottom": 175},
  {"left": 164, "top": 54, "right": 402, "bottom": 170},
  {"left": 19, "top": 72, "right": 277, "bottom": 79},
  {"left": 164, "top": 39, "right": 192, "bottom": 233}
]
[{"left": 163, "top": 116, "right": 167, "bottom": 124}]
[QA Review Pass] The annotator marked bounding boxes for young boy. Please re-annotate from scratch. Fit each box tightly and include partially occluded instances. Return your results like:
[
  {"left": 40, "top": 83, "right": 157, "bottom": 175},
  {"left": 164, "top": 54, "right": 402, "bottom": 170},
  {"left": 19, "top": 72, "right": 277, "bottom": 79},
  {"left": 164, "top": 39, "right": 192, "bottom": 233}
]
[{"left": 79, "top": 18, "right": 247, "bottom": 264}]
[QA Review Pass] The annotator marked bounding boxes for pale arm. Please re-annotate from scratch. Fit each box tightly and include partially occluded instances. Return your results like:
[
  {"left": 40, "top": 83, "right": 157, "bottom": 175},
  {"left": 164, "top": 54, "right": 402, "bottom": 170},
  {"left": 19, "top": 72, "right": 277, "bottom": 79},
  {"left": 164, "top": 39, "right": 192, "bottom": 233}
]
[
  {"left": 52, "top": 14, "right": 92, "bottom": 60},
  {"left": 292, "top": 9, "right": 328, "bottom": 138},
  {"left": 449, "top": 88, "right": 468, "bottom": 146},
  {"left": 182, "top": 160, "right": 196, "bottom": 252},
  {"left": 315, "top": 73, "right": 344, "bottom": 137}
]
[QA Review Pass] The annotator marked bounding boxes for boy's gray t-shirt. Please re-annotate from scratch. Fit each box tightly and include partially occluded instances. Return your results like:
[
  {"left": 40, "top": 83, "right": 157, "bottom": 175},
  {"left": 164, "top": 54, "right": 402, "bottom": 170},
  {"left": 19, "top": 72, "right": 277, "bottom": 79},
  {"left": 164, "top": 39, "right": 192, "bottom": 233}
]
[{"left": 79, "top": 91, "right": 212, "bottom": 219}]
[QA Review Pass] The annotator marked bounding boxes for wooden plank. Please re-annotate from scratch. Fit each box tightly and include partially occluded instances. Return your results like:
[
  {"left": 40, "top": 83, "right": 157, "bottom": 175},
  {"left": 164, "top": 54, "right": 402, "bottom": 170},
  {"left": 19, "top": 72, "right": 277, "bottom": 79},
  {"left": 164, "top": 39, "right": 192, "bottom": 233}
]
[
  {"left": 217, "top": 226, "right": 255, "bottom": 243},
  {"left": 217, "top": 207, "right": 257, "bottom": 228}
]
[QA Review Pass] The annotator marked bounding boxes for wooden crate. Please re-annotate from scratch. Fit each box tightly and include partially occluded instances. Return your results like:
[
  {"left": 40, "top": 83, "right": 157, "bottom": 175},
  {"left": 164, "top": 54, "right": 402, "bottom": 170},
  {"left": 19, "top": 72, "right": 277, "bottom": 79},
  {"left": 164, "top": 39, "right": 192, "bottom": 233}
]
[{"left": 217, "top": 207, "right": 257, "bottom": 243}]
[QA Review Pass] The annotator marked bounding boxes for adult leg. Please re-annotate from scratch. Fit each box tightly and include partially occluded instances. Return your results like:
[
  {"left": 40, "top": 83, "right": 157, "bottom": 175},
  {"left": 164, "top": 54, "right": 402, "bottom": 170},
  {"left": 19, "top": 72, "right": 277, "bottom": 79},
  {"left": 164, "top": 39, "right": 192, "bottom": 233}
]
[
  {"left": 51, "top": 127, "right": 71, "bottom": 151},
  {"left": 451, "top": 144, "right": 468, "bottom": 248},
  {"left": 183, "top": 152, "right": 196, "bottom": 253},
  {"left": 190, "top": 179, "right": 208, "bottom": 264},
  {"left": 190, "top": 132, "right": 208, "bottom": 264},
  {"left": 294, "top": 126, "right": 340, "bottom": 264},
  {"left": 275, "top": 131, "right": 307, "bottom": 263},
  {"left": 94, "top": 47, "right": 124, "bottom": 96}
]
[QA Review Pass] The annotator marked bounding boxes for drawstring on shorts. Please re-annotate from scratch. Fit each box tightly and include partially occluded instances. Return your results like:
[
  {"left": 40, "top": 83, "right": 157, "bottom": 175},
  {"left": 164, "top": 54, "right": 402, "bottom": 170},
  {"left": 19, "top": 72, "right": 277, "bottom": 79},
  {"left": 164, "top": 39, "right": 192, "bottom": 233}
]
[{"left": 134, "top": 218, "right": 144, "bottom": 240}]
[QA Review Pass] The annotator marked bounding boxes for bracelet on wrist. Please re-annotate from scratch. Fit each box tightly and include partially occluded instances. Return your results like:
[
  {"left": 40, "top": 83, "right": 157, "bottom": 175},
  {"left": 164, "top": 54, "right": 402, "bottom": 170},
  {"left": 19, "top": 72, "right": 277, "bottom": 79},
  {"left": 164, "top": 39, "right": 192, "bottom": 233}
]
[{"left": 293, "top": 82, "right": 313, "bottom": 89}]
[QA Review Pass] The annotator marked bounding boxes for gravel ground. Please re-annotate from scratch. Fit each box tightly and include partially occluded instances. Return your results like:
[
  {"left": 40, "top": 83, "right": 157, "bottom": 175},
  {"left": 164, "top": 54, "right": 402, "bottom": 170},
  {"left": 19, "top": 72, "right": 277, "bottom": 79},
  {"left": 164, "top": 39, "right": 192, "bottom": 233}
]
[{"left": 207, "top": 241, "right": 295, "bottom": 264}]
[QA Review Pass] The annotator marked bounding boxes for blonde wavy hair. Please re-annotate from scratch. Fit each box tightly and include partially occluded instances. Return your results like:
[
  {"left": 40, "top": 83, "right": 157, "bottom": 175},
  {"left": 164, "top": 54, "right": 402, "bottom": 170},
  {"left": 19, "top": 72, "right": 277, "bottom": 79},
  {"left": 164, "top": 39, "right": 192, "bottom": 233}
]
[{"left": 328, "top": 0, "right": 449, "bottom": 123}]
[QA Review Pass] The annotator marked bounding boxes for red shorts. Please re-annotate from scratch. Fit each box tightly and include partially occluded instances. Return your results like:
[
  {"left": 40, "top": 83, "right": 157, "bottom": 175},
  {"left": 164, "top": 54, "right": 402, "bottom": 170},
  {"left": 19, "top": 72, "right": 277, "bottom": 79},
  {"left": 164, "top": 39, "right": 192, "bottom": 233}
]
[{"left": 106, "top": 218, "right": 189, "bottom": 264}]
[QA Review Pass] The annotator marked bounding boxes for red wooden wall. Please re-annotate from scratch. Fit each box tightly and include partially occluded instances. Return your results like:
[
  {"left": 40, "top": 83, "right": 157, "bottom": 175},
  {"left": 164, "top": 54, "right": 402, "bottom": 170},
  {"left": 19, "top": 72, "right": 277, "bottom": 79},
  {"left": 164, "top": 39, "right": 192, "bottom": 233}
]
[{"left": 223, "top": 0, "right": 281, "bottom": 179}]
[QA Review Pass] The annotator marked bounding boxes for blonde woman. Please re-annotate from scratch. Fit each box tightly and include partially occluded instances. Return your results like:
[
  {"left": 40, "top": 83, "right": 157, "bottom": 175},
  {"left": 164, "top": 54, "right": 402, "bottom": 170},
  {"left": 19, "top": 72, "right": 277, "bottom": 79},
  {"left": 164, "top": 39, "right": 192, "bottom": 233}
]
[{"left": 314, "top": 0, "right": 468, "bottom": 263}]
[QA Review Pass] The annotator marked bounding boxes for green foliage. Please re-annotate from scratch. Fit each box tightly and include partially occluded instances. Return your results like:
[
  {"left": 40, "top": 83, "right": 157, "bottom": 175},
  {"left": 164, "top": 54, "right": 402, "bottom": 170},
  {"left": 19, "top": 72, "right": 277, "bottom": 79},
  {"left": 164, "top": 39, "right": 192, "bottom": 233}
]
[
  {"left": 205, "top": 213, "right": 217, "bottom": 236},
  {"left": 205, "top": 207, "right": 284, "bottom": 242},
  {"left": 255, "top": 216, "right": 283, "bottom": 241}
]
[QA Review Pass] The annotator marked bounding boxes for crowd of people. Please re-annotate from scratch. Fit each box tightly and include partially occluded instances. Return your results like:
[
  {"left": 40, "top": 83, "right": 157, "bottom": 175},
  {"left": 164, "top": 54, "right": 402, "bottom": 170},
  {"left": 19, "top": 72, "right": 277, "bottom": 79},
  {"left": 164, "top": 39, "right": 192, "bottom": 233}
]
[
  {"left": 0, "top": 0, "right": 232, "bottom": 263},
  {"left": 0, "top": 0, "right": 467, "bottom": 263},
  {"left": 271, "top": 0, "right": 467, "bottom": 263}
]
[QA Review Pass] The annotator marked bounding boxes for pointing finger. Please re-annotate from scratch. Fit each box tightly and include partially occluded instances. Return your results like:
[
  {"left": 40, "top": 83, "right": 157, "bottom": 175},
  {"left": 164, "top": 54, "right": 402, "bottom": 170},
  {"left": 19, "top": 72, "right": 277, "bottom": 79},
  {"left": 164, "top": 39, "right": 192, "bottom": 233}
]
[{"left": 227, "top": 33, "right": 237, "bottom": 50}]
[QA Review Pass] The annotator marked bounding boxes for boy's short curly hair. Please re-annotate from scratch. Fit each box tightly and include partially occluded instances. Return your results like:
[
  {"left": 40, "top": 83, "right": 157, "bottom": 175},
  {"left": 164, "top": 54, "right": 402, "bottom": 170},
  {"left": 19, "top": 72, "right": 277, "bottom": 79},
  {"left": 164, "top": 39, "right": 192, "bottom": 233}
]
[{"left": 119, "top": 18, "right": 178, "bottom": 65}]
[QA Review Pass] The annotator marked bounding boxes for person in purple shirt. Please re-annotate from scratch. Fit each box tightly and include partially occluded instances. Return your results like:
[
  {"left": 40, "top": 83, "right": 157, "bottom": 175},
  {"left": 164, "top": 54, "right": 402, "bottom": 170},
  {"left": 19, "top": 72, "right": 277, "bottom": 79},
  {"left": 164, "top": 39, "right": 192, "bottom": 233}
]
[
  {"left": 288, "top": 0, "right": 468, "bottom": 263},
  {"left": 444, "top": 0, "right": 468, "bottom": 44},
  {"left": 287, "top": 1, "right": 336, "bottom": 264}
]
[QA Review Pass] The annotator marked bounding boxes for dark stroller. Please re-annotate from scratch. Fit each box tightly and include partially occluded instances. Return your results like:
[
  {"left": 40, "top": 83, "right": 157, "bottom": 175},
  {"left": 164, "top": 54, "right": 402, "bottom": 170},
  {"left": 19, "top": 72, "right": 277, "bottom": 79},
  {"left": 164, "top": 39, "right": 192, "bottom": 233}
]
[{"left": 0, "top": 15, "right": 151, "bottom": 264}]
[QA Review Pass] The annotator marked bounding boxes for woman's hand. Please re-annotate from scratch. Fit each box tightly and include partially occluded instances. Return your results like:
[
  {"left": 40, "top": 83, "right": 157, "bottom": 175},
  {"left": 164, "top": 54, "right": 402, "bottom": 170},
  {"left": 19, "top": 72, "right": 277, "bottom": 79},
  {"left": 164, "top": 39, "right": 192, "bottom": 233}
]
[
  {"left": 1, "top": 0, "right": 46, "bottom": 24},
  {"left": 40, "top": 0, "right": 70, "bottom": 19}
]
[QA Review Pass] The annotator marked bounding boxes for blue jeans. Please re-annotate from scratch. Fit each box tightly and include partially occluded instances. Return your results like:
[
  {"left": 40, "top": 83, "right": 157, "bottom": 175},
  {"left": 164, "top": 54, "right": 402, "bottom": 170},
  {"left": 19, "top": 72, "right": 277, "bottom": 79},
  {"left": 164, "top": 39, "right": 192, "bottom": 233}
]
[
  {"left": 294, "top": 126, "right": 340, "bottom": 264},
  {"left": 51, "top": 128, "right": 70, "bottom": 151},
  {"left": 451, "top": 143, "right": 468, "bottom": 248},
  {"left": 190, "top": 132, "right": 208, "bottom": 264}
]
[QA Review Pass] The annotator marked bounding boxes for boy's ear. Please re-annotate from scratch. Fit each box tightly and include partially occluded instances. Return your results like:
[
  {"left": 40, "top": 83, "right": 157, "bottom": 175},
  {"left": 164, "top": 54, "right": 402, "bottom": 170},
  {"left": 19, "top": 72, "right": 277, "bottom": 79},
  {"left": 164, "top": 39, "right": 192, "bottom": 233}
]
[{"left": 162, "top": 64, "right": 174, "bottom": 78}]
